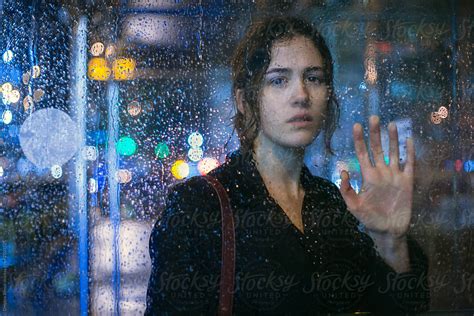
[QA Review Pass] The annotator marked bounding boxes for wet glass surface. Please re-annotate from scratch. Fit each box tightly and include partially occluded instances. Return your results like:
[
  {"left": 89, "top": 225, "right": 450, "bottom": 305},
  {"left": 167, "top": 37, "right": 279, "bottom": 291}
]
[{"left": 0, "top": 0, "right": 472, "bottom": 314}]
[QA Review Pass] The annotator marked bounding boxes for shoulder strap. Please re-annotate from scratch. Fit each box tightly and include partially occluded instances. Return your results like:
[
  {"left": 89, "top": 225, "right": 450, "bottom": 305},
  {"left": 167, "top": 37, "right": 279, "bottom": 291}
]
[{"left": 203, "top": 175, "right": 235, "bottom": 316}]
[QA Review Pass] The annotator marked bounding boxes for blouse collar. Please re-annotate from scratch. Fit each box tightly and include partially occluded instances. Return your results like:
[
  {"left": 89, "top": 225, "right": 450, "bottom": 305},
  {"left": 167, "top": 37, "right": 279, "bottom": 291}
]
[{"left": 223, "top": 149, "right": 315, "bottom": 194}]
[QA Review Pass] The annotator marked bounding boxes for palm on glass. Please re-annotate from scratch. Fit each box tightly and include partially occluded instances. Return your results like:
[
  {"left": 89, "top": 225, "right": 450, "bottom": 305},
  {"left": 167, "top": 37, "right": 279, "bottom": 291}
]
[{"left": 339, "top": 115, "right": 415, "bottom": 240}]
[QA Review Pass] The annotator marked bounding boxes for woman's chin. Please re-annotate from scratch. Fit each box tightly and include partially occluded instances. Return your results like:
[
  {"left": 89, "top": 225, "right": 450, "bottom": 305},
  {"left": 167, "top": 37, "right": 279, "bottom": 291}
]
[
  {"left": 286, "top": 133, "right": 319, "bottom": 148},
  {"left": 281, "top": 137, "right": 315, "bottom": 149}
]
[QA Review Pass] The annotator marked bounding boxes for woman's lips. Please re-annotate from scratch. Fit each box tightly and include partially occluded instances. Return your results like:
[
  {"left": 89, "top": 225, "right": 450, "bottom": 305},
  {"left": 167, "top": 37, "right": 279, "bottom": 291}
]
[
  {"left": 287, "top": 115, "right": 313, "bottom": 127},
  {"left": 288, "top": 120, "right": 313, "bottom": 127},
  {"left": 287, "top": 114, "right": 313, "bottom": 122}
]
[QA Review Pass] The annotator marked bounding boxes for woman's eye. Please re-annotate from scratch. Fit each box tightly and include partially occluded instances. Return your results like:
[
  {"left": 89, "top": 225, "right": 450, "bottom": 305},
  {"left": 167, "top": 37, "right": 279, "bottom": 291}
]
[
  {"left": 270, "top": 77, "right": 287, "bottom": 87},
  {"left": 306, "top": 76, "right": 323, "bottom": 84}
]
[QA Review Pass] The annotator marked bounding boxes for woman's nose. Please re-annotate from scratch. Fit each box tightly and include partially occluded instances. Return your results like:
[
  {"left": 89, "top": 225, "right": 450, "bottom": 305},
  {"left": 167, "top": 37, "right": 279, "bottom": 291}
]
[{"left": 292, "top": 79, "right": 310, "bottom": 106}]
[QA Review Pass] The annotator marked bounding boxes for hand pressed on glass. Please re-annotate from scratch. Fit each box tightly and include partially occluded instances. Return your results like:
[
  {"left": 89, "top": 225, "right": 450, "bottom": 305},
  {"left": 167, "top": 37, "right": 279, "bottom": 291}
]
[{"left": 339, "top": 115, "right": 414, "bottom": 272}]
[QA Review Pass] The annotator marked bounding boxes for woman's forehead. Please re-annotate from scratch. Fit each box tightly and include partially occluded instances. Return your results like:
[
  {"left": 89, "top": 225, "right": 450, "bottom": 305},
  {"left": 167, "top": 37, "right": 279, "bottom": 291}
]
[{"left": 268, "top": 36, "right": 324, "bottom": 70}]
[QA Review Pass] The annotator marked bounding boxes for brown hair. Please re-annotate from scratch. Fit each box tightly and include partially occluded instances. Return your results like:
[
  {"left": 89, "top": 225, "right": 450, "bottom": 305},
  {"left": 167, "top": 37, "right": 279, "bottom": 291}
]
[{"left": 231, "top": 16, "right": 339, "bottom": 154}]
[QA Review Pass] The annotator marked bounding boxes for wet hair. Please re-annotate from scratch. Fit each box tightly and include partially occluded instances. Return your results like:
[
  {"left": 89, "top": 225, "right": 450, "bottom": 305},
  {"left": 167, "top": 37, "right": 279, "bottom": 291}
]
[{"left": 230, "top": 16, "right": 339, "bottom": 154}]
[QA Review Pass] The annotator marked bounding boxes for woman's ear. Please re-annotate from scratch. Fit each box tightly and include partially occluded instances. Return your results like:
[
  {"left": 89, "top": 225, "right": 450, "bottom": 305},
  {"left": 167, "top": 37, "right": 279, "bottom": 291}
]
[{"left": 235, "top": 89, "right": 246, "bottom": 115}]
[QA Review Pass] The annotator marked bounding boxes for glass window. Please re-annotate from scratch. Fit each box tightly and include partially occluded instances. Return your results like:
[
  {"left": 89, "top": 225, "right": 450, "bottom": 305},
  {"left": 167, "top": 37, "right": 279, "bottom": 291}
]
[{"left": 0, "top": 0, "right": 472, "bottom": 314}]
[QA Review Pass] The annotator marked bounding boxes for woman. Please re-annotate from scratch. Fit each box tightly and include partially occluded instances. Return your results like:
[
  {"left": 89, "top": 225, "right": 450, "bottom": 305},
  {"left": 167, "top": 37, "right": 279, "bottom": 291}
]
[{"left": 146, "top": 16, "right": 429, "bottom": 315}]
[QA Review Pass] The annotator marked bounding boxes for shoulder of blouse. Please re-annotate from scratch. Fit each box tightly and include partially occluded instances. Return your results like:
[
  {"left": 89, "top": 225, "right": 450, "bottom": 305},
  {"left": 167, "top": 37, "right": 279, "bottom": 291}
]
[
  {"left": 158, "top": 175, "right": 221, "bottom": 223},
  {"left": 148, "top": 175, "right": 222, "bottom": 258},
  {"left": 151, "top": 156, "right": 249, "bottom": 239}
]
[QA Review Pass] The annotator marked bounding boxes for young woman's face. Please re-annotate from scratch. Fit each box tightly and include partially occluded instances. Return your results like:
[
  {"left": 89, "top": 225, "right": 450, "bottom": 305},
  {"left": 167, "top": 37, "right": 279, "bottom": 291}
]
[{"left": 257, "top": 35, "right": 329, "bottom": 149}]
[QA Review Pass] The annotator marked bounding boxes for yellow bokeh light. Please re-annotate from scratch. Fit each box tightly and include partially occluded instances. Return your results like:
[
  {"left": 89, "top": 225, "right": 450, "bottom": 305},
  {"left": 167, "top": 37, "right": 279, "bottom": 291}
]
[
  {"left": 112, "top": 58, "right": 136, "bottom": 80},
  {"left": 88, "top": 57, "right": 111, "bottom": 81},
  {"left": 171, "top": 160, "right": 189, "bottom": 180}
]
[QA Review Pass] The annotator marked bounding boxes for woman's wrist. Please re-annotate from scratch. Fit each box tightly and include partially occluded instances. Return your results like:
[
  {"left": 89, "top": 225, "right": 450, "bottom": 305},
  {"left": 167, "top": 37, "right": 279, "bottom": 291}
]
[{"left": 368, "top": 231, "right": 410, "bottom": 273}]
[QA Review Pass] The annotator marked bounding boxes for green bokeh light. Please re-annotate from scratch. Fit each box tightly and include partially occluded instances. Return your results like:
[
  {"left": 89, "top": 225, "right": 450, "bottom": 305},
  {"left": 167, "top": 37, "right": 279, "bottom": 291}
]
[
  {"left": 348, "top": 158, "right": 360, "bottom": 172},
  {"left": 116, "top": 136, "right": 137, "bottom": 156},
  {"left": 155, "top": 142, "right": 170, "bottom": 159},
  {"left": 349, "top": 156, "right": 390, "bottom": 171}
]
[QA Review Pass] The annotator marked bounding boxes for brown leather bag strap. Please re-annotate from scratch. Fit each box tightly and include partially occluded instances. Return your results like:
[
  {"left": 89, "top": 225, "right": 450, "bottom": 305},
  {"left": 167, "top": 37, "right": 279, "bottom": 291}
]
[{"left": 203, "top": 175, "right": 235, "bottom": 316}]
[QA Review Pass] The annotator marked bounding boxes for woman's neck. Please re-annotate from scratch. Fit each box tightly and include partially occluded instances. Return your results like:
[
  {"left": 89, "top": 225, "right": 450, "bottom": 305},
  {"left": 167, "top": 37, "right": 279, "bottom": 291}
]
[{"left": 252, "top": 134, "right": 305, "bottom": 197}]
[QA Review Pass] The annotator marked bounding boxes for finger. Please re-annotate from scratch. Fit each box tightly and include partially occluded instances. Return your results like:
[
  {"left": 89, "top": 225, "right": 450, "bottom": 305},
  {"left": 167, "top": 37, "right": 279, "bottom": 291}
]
[
  {"left": 388, "top": 122, "right": 400, "bottom": 170},
  {"left": 404, "top": 137, "right": 415, "bottom": 177},
  {"left": 369, "top": 115, "right": 386, "bottom": 166},
  {"left": 353, "top": 123, "right": 372, "bottom": 176},
  {"left": 339, "top": 170, "right": 358, "bottom": 211}
]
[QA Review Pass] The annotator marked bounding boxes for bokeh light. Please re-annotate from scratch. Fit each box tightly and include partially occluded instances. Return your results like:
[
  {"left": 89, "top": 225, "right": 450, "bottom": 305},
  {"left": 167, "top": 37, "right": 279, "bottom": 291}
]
[
  {"left": 2, "top": 110, "right": 13, "bottom": 124},
  {"left": 455, "top": 159, "right": 463, "bottom": 172},
  {"left": 127, "top": 100, "right": 141, "bottom": 117},
  {"left": 90, "top": 42, "right": 105, "bottom": 56},
  {"left": 348, "top": 158, "right": 361, "bottom": 172},
  {"left": 88, "top": 178, "right": 98, "bottom": 193},
  {"left": 32, "top": 65, "right": 41, "bottom": 79},
  {"left": 116, "top": 136, "right": 137, "bottom": 156},
  {"left": 23, "top": 96, "right": 33, "bottom": 111},
  {"left": 19, "top": 108, "right": 80, "bottom": 168},
  {"left": 105, "top": 44, "right": 116, "bottom": 58},
  {"left": 33, "top": 89, "right": 45, "bottom": 102},
  {"left": 51, "top": 164, "right": 63, "bottom": 179},
  {"left": 154, "top": 142, "right": 170, "bottom": 159},
  {"left": 187, "top": 147, "right": 203, "bottom": 162},
  {"left": 171, "top": 160, "right": 189, "bottom": 180},
  {"left": 464, "top": 160, "right": 473, "bottom": 173},
  {"left": 438, "top": 106, "right": 448, "bottom": 119},
  {"left": 112, "top": 58, "right": 135, "bottom": 80},
  {"left": 1, "top": 82, "right": 12, "bottom": 94},
  {"left": 116, "top": 169, "right": 132, "bottom": 184},
  {"left": 22, "top": 72, "right": 30, "bottom": 85},
  {"left": 187, "top": 131, "right": 203, "bottom": 148},
  {"left": 2, "top": 50, "right": 13, "bottom": 63},
  {"left": 88, "top": 57, "right": 111, "bottom": 81},
  {"left": 431, "top": 112, "right": 442, "bottom": 124},
  {"left": 197, "top": 158, "right": 219, "bottom": 175},
  {"left": 8, "top": 89, "right": 20, "bottom": 103}
]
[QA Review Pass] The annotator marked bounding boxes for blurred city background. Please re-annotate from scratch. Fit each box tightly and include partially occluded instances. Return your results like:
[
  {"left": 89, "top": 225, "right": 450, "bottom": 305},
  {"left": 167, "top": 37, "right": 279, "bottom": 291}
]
[{"left": 0, "top": 0, "right": 472, "bottom": 314}]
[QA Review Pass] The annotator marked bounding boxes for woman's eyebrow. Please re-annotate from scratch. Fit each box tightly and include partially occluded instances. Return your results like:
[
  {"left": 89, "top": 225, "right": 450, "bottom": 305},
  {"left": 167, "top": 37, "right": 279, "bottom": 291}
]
[
  {"left": 265, "top": 68, "right": 290, "bottom": 75},
  {"left": 304, "top": 66, "right": 324, "bottom": 73},
  {"left": 265, "top": 66, "right": 324, "bottom": 76}
]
